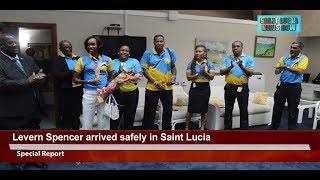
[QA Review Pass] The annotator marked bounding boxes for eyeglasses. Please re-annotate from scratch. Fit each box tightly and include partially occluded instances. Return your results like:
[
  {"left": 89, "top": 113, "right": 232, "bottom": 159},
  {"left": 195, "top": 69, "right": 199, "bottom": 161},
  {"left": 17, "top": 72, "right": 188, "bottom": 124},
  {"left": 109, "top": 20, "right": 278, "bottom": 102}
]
[
  {"left": 6, "top": 41, "right": 20, "bottom": 46},
  {"left": 61, "top": 46, "right": 72, "bottom": 49}
]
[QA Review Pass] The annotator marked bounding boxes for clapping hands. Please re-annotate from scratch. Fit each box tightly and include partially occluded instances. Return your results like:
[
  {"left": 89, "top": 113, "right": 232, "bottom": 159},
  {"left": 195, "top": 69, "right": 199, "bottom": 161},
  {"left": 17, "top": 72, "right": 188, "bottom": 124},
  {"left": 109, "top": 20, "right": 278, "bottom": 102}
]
[
  {"left": 28, "top": 69, "right": 46, "bottom": 85},
  {"left": 200, "top": 66, "right": 205, "bottom": 74},
  {"left": 276, "top": 64, "right": 288, "bottom": 70},
  {"left": 232, "top": 59, "right": 244, "bottom": 68}
]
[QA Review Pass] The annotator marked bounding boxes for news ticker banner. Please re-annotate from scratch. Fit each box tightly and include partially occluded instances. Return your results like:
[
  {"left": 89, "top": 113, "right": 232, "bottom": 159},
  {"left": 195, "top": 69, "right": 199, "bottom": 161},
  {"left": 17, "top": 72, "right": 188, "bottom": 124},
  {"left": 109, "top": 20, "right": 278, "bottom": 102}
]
[
  {"left": 257, "top": 15, "right": 301, "bottom": 33},
  {"left": 1, "top": 130, "right": 320, "bottom": 162}
]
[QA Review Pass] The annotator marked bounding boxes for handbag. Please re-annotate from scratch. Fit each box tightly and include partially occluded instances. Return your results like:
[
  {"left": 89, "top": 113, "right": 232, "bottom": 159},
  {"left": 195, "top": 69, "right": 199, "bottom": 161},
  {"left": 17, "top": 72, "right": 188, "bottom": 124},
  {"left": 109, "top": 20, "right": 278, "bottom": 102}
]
[{"left": 104, "top": 94, "right": 120, "bottom": 120}]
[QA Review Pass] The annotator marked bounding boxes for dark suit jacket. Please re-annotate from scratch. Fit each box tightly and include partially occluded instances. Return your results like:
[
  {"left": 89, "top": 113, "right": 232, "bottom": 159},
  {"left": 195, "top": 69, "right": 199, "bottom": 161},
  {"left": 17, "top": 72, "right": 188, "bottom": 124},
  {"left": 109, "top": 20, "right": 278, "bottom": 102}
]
[
  {"left": 0, "top": 53, "right": 43, "bottom": 117},
  {"left": 51, "top": 55, "right": 81, "bottom": 89},
  {"left": 51, "top": 55, "right": 83, "bottom": 116}
]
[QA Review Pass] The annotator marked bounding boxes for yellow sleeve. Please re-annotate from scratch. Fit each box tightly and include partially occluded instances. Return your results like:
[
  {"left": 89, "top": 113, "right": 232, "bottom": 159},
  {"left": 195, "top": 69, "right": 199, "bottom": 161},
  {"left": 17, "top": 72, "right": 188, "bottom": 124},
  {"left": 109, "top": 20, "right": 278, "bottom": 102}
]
[
  {"left": 297, "top": 57, "right": 308, "bottom": 70},
  {"left": 141, "top": 63, "right": 149, "bottom": 70},
  {"left": 107, "top": 58, "right": 113, "bottom": 72},
  {"left": 74, "top": 58, "right": 84, "bottom": 73},
  {"left": 276, "top": 57, "right": 284, "bottom": 67}
]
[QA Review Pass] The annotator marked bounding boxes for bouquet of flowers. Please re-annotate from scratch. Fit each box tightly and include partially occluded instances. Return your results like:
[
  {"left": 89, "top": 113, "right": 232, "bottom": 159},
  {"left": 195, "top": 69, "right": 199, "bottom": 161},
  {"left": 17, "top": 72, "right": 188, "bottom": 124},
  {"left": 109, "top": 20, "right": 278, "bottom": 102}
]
[{"left": 97, "top": 70, "right": 143, "bottom": 103}]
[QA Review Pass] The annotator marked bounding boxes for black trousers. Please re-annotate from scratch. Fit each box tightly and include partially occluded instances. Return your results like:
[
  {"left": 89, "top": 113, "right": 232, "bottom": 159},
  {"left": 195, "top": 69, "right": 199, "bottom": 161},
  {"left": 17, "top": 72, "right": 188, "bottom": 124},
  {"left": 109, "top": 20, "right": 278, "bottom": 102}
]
[
  {"left": 58, "top": 86, "right": 83, "bottom": 130},
  {"left": 143, "top": 89, "right": 173, "bottom": 130},
  {"left": 224, "top": 83, "right": 249, "bottom": 130},
  {"left": 0, "top": 110, "right": 41, "bottom": 130},
  {"left": 271, "top": 83, "right": 302, "bottom": 130},
  {"left": 0, "top": 107, "right": 47, "bottom": 170},
  {"left": 110, "top": 88, "right": 139, "bottom": 130}
]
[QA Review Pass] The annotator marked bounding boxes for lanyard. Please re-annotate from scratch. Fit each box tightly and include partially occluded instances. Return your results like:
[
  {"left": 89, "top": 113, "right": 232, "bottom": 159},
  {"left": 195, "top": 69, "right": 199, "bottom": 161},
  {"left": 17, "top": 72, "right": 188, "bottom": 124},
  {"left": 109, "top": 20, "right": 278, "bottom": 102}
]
[
  {"left": 120, "top": 62, "right": 126, "bottom": 71},
  {"left": 90, "top": 57, "right": 102, "bottom": 79},
  {"left": 288, "top": 56, "right": 302, "bottom": 67}
]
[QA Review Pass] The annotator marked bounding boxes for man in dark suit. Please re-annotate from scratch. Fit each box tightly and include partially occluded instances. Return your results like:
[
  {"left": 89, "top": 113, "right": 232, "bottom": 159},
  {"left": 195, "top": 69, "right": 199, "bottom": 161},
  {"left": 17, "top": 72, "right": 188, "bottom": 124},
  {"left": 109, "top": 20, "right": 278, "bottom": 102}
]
[
  {"left": 0, "top": 33, "right": 48, "bottom": 170},
  {"left": 51, "top": 40, "right": 83, "bottom": 130}
]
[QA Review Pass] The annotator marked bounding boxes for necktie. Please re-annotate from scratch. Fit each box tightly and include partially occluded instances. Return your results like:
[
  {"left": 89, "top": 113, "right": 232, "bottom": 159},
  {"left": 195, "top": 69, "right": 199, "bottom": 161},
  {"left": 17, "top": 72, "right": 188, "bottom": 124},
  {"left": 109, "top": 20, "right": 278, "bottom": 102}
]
[
  {"left": 15, "top": 57, "right": 26, "bottom": 74},
  {"left": 15, "top": 57, "right": 37, "bottom": 98}
]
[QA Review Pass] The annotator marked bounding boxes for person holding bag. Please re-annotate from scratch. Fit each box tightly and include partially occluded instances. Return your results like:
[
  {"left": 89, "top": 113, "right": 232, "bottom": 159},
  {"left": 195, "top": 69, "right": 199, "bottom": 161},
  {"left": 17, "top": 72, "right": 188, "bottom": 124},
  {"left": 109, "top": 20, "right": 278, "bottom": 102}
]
[
  {"left": 73, "top": 36, "right": 113, "bottom": 130},
  {"left": 110, "top": 45, "right": 143, "bottom": 130}
]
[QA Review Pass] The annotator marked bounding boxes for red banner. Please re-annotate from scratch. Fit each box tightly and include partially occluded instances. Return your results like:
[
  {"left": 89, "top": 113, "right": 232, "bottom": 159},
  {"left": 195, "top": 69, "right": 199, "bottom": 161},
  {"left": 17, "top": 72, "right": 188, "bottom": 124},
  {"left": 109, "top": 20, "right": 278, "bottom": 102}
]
[{"left": 1, "top": 130, "right": 320, "bottom": 162}]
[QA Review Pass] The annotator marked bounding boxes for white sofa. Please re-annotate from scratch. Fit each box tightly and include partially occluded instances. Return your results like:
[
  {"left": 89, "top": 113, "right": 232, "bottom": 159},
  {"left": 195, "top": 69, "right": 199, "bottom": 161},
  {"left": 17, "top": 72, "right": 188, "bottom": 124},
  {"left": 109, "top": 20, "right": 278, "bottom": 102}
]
[{"left": 205, "top": 74, "right": 274, "bottom": 130}]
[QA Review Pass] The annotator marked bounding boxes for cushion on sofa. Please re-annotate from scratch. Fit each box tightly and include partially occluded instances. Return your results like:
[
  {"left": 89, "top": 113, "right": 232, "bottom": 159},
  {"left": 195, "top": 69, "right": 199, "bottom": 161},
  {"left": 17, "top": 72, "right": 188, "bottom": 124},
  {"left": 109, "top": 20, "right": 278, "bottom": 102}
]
[
  {"left": 173, "top": 85, "right": 188, "bottom": 102},
  {"left": 252, "top": 92, "right": 269, "bottom": 105},
  {"left": 210, "top": 97, "right": 225, "bottom": 107},
  {"left": 175, "top": 96, "right": 189, "bottom": 106}
]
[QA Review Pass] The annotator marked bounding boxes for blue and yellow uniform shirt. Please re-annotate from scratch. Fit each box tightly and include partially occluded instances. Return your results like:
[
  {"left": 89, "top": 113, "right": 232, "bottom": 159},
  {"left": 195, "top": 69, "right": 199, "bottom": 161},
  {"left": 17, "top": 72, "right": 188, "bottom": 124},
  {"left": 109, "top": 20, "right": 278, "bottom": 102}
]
[
  {"left": 60, "top": 53, "right": 81, "bottom": 87},
  {"left": 187, "top": 60, "right": 215, "bottom": 83},
  {"left": 74, "top": 54, "right": 113, "bottom": 89},
  {"left": 112, "top": 58, "right": 143, "bottom": 92},
  {"left": 220, "top": 53, "right": 255, "bottom": 85},
  {"left": 277, "top": 53, "right": 308, "bottom": 83},
  {"left": 140, "top": 48, "right": 176, "bottom": 91}
]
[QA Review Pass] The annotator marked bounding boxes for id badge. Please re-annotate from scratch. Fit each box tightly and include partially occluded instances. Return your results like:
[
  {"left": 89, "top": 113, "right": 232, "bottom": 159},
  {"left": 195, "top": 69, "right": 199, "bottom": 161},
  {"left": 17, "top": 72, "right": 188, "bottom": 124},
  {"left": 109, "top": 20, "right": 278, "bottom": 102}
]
[
  {"left": 237, "top": 86, "right": 242, "bottom": 92},
  {"left": 193, "top": 83, "right": 196, "bottom": 88},
  {"left": 277, "top": 82, "right": 281, "bottom": 87}
]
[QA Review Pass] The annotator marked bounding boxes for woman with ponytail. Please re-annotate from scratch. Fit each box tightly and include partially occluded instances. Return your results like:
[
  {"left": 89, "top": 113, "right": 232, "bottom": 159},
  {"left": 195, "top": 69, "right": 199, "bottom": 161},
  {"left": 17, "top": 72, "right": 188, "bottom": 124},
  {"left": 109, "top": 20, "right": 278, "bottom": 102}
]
[{"left": 185, "top": 45, "right": 215, "bottom": 130}]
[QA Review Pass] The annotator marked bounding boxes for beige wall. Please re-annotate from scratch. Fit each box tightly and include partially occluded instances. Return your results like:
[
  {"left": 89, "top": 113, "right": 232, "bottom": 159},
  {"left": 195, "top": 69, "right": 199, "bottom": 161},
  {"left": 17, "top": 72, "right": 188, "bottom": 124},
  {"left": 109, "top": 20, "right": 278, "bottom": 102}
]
[{"left": 0, "top": 10, "right": 298, "bottom": 95}]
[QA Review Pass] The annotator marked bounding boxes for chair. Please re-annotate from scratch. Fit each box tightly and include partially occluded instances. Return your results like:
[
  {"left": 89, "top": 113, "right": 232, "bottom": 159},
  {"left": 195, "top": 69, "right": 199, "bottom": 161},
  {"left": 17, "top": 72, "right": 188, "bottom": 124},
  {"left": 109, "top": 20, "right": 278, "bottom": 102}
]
[
  {"left": 313, "top": 101, "right": 320, "bottom": 130},
  {"left": 297, "top": 99, "right": 318, "bottom": 124}
]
